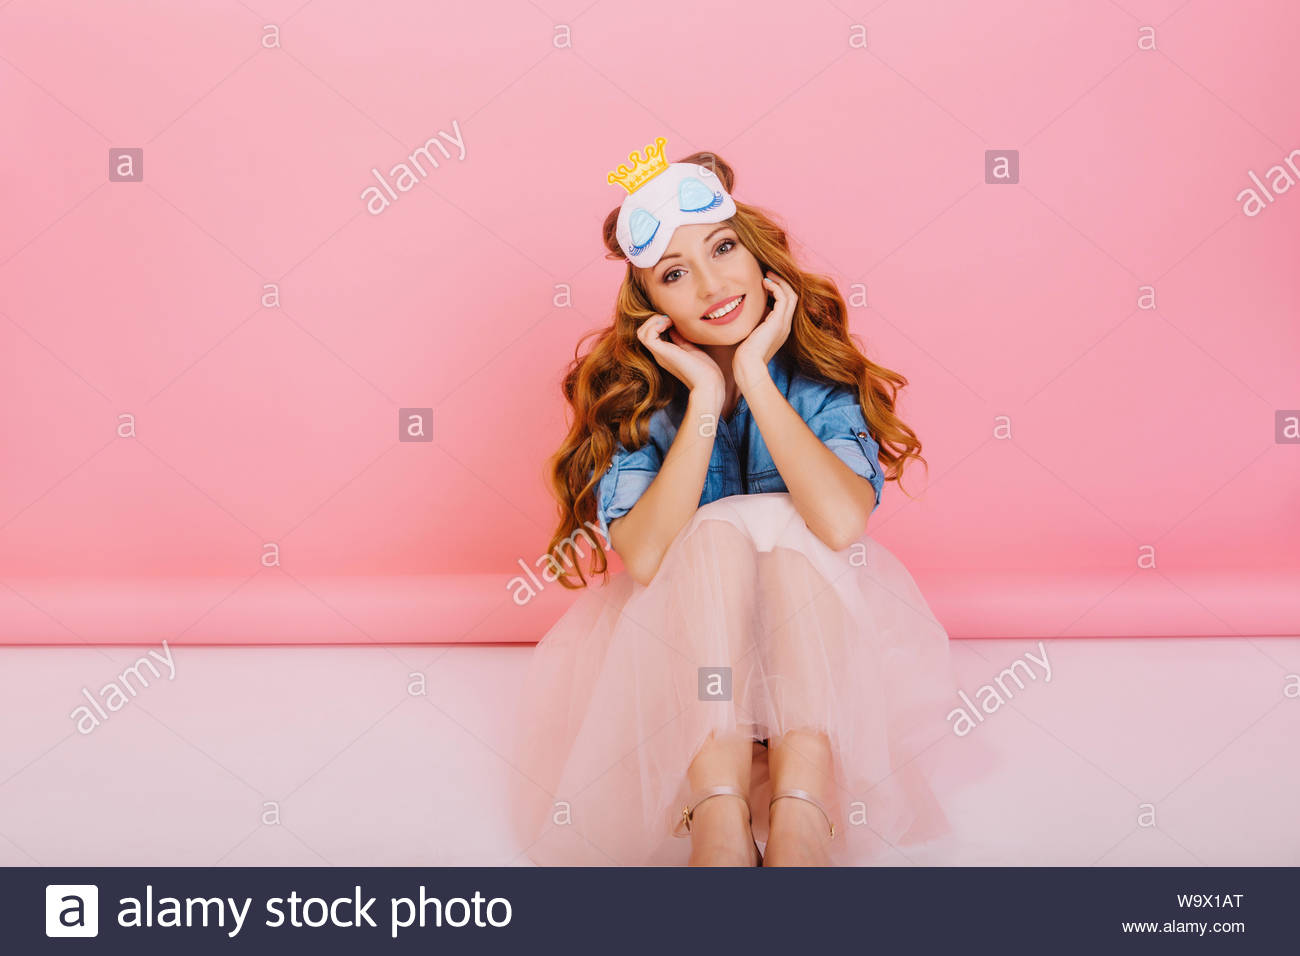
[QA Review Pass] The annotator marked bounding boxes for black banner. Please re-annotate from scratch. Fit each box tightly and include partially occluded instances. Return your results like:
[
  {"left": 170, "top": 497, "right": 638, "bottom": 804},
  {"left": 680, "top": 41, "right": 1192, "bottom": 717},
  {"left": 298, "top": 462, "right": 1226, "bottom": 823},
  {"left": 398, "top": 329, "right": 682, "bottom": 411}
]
[{"left": 5, "top": 865, "right": 1295, "bottom": 952}]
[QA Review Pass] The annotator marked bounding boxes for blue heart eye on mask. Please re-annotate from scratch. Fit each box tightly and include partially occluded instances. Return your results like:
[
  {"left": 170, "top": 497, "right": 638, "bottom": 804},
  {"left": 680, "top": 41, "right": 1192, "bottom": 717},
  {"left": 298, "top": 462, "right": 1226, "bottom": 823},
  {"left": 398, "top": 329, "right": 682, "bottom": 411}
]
[
  {"left": 628, "top": 208, "right": 660, "bottom": 256},
  {"left": 678, "top": 177, "right": 723, "bottom": 213}
]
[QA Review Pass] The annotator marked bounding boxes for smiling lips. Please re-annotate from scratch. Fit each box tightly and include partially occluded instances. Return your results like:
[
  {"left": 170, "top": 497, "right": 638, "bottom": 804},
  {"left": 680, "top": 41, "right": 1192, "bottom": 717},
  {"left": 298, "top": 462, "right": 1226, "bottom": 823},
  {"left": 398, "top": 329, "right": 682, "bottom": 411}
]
[{"left": 701, "top": 294, "right": 745, "bottom": 324}]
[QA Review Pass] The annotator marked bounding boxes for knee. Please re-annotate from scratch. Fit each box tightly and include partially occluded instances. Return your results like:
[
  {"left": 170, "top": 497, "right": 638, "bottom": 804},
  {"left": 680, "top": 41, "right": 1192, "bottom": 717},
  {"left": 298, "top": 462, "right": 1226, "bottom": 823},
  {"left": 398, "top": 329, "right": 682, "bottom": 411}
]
[
  {"left": 756, "top": 545, "right": 819, "bottom": 588},
  {"left": 677, "top": 513, "right": 762, "bottom": 566}
]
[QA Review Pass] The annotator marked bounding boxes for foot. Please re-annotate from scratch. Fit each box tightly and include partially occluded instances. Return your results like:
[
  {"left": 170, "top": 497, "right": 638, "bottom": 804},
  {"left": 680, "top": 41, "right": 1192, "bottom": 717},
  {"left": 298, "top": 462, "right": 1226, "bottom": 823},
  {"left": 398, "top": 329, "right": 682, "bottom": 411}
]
[
  {"left": 686, "top": 795, "right": 761, "bottom": 867},
  {"left": 763, "top": 797, "right": 834, "bottom": 866}
]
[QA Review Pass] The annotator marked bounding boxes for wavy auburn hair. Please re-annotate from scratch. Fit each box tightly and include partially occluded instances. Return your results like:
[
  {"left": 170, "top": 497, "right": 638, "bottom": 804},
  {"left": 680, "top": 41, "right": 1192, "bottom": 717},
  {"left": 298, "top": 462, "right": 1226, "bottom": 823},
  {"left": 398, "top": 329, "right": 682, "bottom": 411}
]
[{"left": 542, "top": 150, "right": 927, "bottom": 589}]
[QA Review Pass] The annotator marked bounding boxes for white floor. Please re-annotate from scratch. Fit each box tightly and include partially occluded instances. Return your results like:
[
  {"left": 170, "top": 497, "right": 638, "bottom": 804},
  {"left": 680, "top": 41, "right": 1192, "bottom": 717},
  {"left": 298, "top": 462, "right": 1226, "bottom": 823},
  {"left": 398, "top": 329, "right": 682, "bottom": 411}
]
[{"left": 2, "top": 636, "right": 1298, "bottom": 866}]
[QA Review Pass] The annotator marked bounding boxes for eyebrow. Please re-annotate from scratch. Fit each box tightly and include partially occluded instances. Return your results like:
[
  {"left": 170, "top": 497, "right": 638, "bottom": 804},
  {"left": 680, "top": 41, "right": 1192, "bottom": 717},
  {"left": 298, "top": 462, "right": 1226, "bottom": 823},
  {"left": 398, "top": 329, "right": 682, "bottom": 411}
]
[{"left": 656, "top": 226, "right": 731, "bottom": 270}]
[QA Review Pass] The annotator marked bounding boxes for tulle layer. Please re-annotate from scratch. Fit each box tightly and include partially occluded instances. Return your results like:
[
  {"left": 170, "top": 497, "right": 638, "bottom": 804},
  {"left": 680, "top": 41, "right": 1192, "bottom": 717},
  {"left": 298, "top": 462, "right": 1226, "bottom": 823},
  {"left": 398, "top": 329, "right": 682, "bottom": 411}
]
[{"left": 508, "top": 492, "right": 963, "bottom": 866}]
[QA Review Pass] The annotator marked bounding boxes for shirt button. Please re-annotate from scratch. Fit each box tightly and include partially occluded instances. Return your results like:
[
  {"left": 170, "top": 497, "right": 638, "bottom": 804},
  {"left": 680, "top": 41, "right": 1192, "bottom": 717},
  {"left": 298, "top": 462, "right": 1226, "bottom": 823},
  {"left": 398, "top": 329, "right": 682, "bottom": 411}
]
[{"left": 856, "top": 430, "right": 868, "bottom": 438}]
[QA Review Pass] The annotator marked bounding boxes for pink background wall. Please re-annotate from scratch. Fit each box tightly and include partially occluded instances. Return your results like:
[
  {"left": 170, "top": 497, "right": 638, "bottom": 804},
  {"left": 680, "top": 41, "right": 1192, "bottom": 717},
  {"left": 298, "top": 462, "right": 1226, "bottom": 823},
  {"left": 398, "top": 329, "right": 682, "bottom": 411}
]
[{"left": 1, "top": 0, "right": 1296, "bottom": 645}]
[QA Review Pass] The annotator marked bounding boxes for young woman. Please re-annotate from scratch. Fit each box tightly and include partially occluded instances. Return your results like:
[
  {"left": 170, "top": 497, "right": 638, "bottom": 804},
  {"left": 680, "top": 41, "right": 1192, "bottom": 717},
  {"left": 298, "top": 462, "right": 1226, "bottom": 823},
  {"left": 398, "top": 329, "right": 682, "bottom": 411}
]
[{"left": 508, "top": 139, "right": 961, "bottom": 866}]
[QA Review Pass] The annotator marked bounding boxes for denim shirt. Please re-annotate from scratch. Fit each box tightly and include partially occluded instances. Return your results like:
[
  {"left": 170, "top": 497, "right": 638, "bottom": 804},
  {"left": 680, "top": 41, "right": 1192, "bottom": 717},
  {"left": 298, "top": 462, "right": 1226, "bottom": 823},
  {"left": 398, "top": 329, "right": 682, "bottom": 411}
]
[{"left": 592, "top": 353, "right": 885, "bottom": 542}]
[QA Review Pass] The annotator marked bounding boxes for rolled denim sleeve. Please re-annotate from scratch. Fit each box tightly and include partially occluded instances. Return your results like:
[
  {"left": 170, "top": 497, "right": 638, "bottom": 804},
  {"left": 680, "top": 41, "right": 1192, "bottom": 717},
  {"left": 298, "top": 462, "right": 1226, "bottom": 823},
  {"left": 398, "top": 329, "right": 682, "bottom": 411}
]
[
  {"left": 592, "top": 440, "right": 663, "bottom": 542},
  {"left": 806, "top": 389, "right": 885, "bottom": 513}
]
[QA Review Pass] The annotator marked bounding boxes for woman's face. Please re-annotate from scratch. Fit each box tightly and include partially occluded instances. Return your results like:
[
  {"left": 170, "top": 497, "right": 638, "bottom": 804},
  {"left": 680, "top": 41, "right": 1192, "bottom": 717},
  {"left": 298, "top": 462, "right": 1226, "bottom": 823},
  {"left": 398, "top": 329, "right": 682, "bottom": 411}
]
[{"left": 642, "top": 221, "right": 766, "bottom": 345}]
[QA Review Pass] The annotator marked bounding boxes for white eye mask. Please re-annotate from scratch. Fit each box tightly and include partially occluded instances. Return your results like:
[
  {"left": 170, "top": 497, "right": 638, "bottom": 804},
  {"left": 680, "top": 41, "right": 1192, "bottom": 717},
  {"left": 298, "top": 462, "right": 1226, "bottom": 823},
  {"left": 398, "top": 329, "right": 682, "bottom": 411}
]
[{"left": 607, "top": 136, "right": 738, "bottom": 268}]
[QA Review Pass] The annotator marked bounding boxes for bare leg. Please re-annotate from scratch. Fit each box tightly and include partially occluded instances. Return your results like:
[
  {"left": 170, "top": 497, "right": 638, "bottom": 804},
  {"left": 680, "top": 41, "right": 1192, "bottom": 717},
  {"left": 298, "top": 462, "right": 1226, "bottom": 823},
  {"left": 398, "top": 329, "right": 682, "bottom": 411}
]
[
  {"left": 754, "top": 545, "right": 843, "bottom": 866},
  {"left": 685, "top": 729, "right": 759, "bottom": 866},
  {"left": 669, "top": 517, "right": 762, "bottom": 866},
  {"left": 764, "top": 728, "right": 836, "bottom": 866}
]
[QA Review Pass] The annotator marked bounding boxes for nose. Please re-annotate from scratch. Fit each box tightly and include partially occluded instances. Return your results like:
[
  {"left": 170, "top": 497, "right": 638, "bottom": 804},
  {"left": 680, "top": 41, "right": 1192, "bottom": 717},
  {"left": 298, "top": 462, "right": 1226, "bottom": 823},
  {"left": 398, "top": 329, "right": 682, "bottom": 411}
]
[{"left": 694, "top": 259, "right": 722, "bottom": 305}]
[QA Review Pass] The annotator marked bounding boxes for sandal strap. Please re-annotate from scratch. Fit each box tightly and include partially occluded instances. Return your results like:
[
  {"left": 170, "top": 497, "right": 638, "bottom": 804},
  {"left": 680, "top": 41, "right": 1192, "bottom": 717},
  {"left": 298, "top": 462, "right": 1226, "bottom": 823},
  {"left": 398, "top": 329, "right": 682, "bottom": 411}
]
[
  {"left": 769, "top": 788, "right": 837, "bottom": 840},
  {"left": 673, "top": 785, "right": 751, "bottom": 838}
]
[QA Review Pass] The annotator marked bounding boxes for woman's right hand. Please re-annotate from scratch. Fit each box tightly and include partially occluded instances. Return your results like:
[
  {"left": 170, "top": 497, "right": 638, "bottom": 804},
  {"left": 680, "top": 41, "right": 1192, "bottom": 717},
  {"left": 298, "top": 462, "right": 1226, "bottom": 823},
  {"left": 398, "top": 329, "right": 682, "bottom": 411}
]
[{"left": 636, "top": 314, "right": 725, "bottom": 399}]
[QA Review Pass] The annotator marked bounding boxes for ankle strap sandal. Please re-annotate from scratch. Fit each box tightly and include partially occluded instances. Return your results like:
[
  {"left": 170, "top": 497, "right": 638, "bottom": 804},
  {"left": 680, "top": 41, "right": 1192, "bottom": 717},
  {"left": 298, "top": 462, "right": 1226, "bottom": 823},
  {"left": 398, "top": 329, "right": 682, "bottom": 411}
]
[
  {"left": 673, "top": 785, "right": 752, "bottom": 838},
  {"left": 673, "top": 785, "right": 764, "bottom": 866},
  {"left": 769, "top": 788, "right": 837, "bottom": 840}
]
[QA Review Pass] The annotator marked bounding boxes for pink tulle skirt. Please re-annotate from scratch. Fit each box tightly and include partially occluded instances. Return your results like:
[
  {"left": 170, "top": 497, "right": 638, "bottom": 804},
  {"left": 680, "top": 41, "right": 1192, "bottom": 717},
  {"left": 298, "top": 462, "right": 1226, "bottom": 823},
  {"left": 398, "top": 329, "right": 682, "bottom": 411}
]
[{"left": 509, "top": 492, "right": 963, "bottom": 866}]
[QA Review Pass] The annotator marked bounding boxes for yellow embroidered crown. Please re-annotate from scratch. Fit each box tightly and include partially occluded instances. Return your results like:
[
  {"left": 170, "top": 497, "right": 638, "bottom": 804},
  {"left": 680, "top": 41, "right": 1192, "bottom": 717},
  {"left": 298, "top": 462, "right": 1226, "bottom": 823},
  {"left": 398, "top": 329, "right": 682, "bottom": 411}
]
[{"left": 607, "top": 136, "right": 669, "bottom": 194}]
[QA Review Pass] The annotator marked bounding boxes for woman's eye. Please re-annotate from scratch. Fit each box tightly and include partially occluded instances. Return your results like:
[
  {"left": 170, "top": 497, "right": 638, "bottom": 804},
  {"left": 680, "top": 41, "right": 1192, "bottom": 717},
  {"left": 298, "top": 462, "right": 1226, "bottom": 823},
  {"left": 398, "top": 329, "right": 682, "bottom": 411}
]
[{"left": 663, "top": 239, "right": 734, "bottom": 283}]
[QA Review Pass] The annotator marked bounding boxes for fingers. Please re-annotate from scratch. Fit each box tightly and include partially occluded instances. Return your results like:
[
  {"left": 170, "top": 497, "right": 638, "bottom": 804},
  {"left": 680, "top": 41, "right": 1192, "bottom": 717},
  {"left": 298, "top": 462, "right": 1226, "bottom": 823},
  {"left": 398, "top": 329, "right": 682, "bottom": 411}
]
[
  {"left": 636, "top": 313, "right": 670, "bottom": 351},
  {"left": 638, "top": 314, "right": 695, "bottom": 370},
  {"left": 637, "top": 313, "right": 665, "bottom": 339},
  {"left": 763, "top": 271, "right": 796, "bottom": 329},
  {"left": 762, "top": 273, "right": 793, "bottom": 313},
  {"left": 639, "top": 313, "right": 698, "bottom": 353},
  {"left": 763, "top": 270, "right": 794, "bottom": 297}
]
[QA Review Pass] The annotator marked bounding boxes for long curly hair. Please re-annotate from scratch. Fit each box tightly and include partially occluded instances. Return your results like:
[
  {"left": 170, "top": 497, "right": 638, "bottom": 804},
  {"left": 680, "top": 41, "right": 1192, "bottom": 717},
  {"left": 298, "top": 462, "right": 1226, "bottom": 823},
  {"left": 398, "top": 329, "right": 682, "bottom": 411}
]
[{"left": 541, "top": 150, "right": 928, "bottom": 589}]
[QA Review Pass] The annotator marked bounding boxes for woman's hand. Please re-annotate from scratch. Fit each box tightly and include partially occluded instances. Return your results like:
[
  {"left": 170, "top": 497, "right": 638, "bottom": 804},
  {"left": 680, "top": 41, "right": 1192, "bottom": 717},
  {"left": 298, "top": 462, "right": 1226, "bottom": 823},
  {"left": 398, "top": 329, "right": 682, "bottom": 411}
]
[
  {"left": 636, "top": 313, "right": 726, "bottom": 397},
  {"left": 734, "top": 270, "right": 795, "bottom": 379}
]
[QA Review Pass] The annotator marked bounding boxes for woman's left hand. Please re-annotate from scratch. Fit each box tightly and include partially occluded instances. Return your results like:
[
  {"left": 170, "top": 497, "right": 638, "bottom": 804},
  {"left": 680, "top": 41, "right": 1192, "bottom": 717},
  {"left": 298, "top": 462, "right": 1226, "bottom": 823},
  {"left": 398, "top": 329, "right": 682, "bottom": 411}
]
[{"left": 734, "top": 270, "right": 795, "bottom": 378}]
